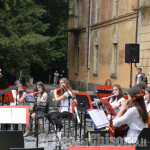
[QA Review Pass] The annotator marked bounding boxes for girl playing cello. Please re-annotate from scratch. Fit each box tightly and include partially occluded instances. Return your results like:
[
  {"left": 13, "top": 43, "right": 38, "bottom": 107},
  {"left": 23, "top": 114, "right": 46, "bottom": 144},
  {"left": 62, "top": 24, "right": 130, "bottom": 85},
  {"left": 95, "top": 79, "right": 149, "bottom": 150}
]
[{"left": 113, "top": 86, "right": 148, "bottom": 144}]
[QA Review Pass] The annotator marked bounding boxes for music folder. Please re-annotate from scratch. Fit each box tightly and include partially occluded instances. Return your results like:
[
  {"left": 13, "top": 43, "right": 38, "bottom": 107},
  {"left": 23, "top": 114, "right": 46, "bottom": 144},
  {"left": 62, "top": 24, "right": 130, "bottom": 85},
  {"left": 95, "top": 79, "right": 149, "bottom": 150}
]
[
  {"left": 24, "top": 93, "right": 36, "bottom": 102},
  {"left": 87, "top": 109, "right": 110, "bottom": 129},
  {"left": 0, "top": 105, "right": 29, "bottom": 125}
]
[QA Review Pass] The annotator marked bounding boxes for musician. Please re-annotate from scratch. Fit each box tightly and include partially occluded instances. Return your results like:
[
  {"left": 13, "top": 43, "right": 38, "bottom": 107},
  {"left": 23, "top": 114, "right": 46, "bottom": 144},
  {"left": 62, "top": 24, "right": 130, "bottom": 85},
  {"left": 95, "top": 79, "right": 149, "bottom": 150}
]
[
  {"left": 10, "top": 80, "right": 26, "bottom": 130},
  {"left": 23, "top": 81, "right": 48, "bottom": 137},
  {"left": 109, "top": 84, "right": 125, "bottom": 114},
  {"left": 135, "top": 82, "right": 148, "bottom": 90},
  {"left": 104, "top": 79, "right": 112, "bottom": 85},
  {"left": 113, "top": 86, "right": 148, "bottom": 144},
  {"left": 45, "top": 78, "right": 73, "bottom": 138},
  {"left": 11, "top": 80, "right": 26, "bottom": 105},
  {"left": 145, "top": 87, "right": 150, "bottom": 112}
]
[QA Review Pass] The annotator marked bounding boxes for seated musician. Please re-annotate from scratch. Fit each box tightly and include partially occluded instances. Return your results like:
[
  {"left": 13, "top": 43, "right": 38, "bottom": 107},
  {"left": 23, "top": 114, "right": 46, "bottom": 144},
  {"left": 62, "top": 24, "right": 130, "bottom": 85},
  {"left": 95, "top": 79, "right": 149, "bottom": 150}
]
[
  {"left": 104, "top": 79, "right": 112, "bottom": 85},
  {"left": 113, "top": 86, "right": 148, "bottom": 144},
  {"left": 145, "top": 87, "right": 150, "bottom": 112},
  {"left": 10, "top": 80, "right": 26, "bottom": 130},
  {"left": 11, "top": 80, "right": 26, "bottom": 106},
  {"left": 22, "top": 81, "right": 48, "bottom": 137},
  {"left": 109, "top": 84, "right": 125, "bottom": 114},
  {"left": 45, "top": 78, "right": 73, "bottom": 138}
]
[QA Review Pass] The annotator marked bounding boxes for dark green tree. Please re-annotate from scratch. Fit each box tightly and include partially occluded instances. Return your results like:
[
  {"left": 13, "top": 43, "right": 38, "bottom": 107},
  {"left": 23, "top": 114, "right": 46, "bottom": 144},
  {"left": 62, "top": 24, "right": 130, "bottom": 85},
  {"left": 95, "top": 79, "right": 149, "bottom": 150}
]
[{"left": 0, "top": 0, "right": 69, "bottom": 84}]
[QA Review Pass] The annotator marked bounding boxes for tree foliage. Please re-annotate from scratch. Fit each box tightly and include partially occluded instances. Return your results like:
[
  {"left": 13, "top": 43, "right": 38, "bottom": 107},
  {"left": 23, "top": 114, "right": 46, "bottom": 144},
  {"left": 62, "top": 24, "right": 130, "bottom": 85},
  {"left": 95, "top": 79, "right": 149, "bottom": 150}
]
[{"left": 0, "top": 0, "right": 69, "bottom": 82}]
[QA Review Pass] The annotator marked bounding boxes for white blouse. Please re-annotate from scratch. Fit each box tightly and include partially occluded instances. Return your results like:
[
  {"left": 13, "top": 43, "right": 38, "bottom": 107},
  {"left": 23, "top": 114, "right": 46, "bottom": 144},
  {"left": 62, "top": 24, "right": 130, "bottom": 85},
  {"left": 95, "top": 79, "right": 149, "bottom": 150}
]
[
  {"left": 109, "top": 97, "right": 125, "bottom": 114},
  {"left": 145, "top": 100, "right": 150, "bottom": 113},
  {"left": 60, "top": 91, "right": 73, "bottom": 113},
  {"left": 37, "top": 92, "right": 47, "bottom": 106},
  {"left": 113, "top": 107, "right": 148, "bottom": 144},
  {"left": 10, "top": 90, "right": 26, "bottom": 106}
]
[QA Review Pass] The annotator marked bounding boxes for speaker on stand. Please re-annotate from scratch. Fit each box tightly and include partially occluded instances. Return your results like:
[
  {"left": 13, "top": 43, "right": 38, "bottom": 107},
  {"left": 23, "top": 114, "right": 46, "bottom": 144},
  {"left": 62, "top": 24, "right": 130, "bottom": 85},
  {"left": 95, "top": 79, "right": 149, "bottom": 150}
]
[{"left": 125, "top": 43, "right": 140, "bottom": 87}]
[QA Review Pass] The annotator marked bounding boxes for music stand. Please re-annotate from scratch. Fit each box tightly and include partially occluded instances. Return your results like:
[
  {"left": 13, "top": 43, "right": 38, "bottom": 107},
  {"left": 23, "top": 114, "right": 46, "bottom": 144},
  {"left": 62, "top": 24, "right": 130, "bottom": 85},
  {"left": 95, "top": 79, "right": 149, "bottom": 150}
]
[
  {"left": 24, "top": 93, "right": 36, "bottom": 103},
  {"left": 0, "top": 90, "right": 14, "bottom": 103},
  {"left": 97, "top": 85, "right": 112, "bottom": 99},
  {"left": 74, "top": 93, "right": 93, "bottom": 140},
  {"left": 74, "top": 93, "right": 93, "bottom": 110},
  {"left": 100, "top": 99, "right": 116, "bottom": 117}
]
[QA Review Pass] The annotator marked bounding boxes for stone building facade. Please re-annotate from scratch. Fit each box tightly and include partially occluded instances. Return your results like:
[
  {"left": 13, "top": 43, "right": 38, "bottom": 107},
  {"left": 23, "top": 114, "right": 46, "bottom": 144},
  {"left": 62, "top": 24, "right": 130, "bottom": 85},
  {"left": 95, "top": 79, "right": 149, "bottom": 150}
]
[{"left": 68, "top": 0, "right": 150, "bottom": 91}]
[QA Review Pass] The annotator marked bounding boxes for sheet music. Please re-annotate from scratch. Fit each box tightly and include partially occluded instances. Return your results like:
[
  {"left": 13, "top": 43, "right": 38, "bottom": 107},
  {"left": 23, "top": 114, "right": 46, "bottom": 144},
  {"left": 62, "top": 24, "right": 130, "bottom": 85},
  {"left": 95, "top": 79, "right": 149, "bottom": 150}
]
[
  {"left": 11, "top": 108, "right": 26, "bottom": 124},
  {"left": 0, "top": 106, "right": 29, "bottom": 124},
  {"left": 87, "top": 109, "right": 110, "bottom": 129},
  {"left": 0, "top": 108, "right": 11, "bottom": 123},
  {"left": 24, "top": 93, "right": 36, "bottom": 102}
]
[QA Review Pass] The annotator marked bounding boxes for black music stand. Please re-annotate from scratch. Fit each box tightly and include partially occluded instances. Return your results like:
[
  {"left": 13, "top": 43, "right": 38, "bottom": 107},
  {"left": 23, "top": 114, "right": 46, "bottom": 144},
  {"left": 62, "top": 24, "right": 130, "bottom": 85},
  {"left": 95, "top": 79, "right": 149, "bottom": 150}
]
[
  {"left": 97, "top": 89, "right": 112, "bottom": 94},
  {"left": 99, "top": 99, "right": 116, "bottom": 120},
  {"left": 74, "top": 93, "right": 93, "bottom": 140},
  {"left": 96, "top": 92, "right": 116, "bottom": 119}
]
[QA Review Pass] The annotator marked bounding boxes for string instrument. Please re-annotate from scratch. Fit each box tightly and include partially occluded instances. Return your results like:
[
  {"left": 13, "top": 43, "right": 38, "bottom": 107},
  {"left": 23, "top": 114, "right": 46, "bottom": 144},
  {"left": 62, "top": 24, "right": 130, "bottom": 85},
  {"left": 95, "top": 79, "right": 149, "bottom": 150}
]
[{"left": 109, "top": 89, "right": 145, "bottom": 137}]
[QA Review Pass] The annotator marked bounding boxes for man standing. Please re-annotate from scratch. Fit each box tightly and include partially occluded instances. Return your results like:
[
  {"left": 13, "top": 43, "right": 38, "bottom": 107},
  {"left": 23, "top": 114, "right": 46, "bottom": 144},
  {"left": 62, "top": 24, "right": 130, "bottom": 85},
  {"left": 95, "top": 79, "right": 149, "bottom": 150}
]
[
  {"left": 135, "top": 68, "right": 147, "bottom": 85},
  {"left": 53, "top": 70, "right": 59, "bottom": 86},
  {"left": 19, "top": 71, "right": 26, "bottom": 86},
  {"left": 6, "top": 68, "right": 16, "bottom": 87},
  {"left": 0, "top": 68, "right": 2, "bottom": 78}
]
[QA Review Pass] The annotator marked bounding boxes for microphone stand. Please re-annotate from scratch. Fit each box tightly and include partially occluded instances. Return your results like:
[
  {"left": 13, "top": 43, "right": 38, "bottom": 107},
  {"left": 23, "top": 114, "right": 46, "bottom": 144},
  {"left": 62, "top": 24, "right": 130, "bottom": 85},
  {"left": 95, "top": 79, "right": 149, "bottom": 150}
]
[
  {"left": 35, "top": 95, "right": 39, "bottom": 148},
  {"left": 62, "top": 85, "right": 81, "bottom": 141},
  {"left": 35, "top": 91, "right": 45, "bottom": 148},
  {"left": 15, "top": 87, "right": 18, "bottom": 106}
]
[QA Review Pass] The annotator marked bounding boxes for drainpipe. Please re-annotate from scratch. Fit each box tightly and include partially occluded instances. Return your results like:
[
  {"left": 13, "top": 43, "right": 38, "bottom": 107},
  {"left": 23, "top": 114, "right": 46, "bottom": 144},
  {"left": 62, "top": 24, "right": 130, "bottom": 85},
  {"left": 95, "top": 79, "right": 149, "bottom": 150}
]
[
  {"left": 135, "top": 0, "right": 140, "bottom": 68},
  {"left": 87, "top": 0, "right": 91, "bottom": 70},
  {"left": 86, "top": 0, "right": 91, "bottom": 91}
]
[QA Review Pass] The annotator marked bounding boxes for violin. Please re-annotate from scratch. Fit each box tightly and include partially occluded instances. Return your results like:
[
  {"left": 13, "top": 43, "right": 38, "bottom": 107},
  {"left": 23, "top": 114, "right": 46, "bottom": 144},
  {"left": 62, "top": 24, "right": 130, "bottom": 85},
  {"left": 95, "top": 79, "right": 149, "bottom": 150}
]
[{"left": 109, "top": 89, "right": 145, "bottom": 137}]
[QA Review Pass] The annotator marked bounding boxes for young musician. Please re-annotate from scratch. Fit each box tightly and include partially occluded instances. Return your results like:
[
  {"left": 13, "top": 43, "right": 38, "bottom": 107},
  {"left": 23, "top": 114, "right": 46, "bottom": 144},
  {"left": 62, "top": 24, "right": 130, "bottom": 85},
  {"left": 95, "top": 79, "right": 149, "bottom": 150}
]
[
  {"left": 145, "top": 87, "right": 150, "bottom": 112},
  {"left": 10, "top": 80, "right": 26, "bottom": 130},
  {"left": 104, "top": 79, "right": 112, "bottom": 85},
  {"left": 23, "top": 81, "right": 48, "bottom": 137},
  {"left": 45, "top": 78, "right": 73, "bottom": 137},
  {"left": 109, "top": 84, "right": 125, "bottom": 114},
  {"left": 11, "top": 80, "right": 26, "bottom": 106},
  {"left": 113, "top": 86, "right": 148, "bottom": 144}
]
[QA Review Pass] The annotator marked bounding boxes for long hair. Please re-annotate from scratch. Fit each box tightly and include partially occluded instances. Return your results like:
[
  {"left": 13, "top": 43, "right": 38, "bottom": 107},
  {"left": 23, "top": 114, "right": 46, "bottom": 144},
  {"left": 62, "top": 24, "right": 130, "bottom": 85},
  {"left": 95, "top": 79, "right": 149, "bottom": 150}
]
[
  {"left": 145, "top": 87, "right": 150, "bottom": 102},
  {"left": 59, "top": 78, "right": 72, "bottom": 95},
  {"left": 135, "top": 82, "right": 148, "bottom": 90},
  {"left": 104, "top": 79, "right": 112, "bottom": 85},
  {"left": 36, "top": 81, "right": 47, "bottom": 98},
  {"left": 128, "top": 86, "right": 148, "bottom": 123},
  {"left": 111, "top": 84, "right": 124, "bottom": 102},
  {"left": 15, "top": 80, "right": 24, "bottom": 98}
]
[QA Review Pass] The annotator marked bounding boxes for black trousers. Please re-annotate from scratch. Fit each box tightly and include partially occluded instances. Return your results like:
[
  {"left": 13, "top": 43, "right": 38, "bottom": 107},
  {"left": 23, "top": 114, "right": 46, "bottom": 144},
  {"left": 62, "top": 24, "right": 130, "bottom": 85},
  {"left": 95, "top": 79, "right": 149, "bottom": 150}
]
[{"left": 45, "top": 111, "right": 72, "bottom": 130}]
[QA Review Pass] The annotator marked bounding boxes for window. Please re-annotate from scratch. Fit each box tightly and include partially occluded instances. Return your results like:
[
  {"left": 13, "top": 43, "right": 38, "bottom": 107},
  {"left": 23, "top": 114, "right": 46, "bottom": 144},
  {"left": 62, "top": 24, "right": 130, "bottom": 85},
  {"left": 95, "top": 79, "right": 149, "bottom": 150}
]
[
  {"left": 111, "top": 43, "right": 118, "bottom": 78},
  {"left": 113, "top": 0, "right": 119, "bottom": 18},
  {"left": 95, "top": 0, "right": 101, "bottom": 23},
  {"left": 93, "top": 45, "right": 99, "bottom": 75}
]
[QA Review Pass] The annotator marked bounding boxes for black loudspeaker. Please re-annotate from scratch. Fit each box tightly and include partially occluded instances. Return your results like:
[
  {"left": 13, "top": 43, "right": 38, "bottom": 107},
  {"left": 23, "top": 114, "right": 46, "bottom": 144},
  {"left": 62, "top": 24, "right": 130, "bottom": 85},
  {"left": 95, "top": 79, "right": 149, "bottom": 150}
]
[
  {"left": 125, "top": 43, "right": 139, "bottom": 63},
  {"left": 0, "top": 131, "right": 24, "bottom": 150},
  {"left": 10, "top": 148, "right": 44, "bottom": 150},
  {"left": 136, "top": 128, "right": 150, "bottom": 150}
]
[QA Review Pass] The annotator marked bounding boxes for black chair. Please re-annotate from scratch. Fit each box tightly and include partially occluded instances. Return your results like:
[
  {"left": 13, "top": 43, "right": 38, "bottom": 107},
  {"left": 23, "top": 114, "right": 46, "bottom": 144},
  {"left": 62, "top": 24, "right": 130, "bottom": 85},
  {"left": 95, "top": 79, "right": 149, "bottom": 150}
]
[
  {"left": 30, "top": 102, "right": 49, "bottom": 137},
  {"left": 0, "top": 131, "right": 24, "bottom": 150},
  {"left": 136, "top": 128, "right": 150, "bottom": 150}
]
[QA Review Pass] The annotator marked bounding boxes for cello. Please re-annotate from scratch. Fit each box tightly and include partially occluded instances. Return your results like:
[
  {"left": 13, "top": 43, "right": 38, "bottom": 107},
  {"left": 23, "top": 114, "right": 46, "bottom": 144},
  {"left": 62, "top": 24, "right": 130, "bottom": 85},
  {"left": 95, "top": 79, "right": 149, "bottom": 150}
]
[{"left": 109, "top": 89, "right": 145, "bottom": 137}]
